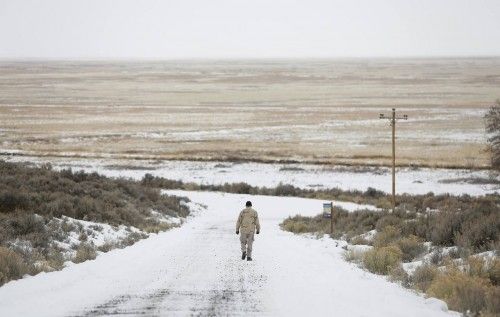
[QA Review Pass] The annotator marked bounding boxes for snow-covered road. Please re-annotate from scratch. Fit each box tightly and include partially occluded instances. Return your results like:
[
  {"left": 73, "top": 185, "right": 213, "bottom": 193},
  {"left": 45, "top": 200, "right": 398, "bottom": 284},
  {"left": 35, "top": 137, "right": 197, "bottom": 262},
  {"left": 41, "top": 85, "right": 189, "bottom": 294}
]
[{"left": 0, "top": 191, "right": 456, "bottom": 316}]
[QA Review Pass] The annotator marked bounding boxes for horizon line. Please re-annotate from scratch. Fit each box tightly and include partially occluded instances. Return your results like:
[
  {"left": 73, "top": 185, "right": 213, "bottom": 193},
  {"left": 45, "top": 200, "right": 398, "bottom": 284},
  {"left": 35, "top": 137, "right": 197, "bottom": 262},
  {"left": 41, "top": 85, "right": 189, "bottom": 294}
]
[{"left": 1, "top": 55, "right": 500, "bottom": 62}]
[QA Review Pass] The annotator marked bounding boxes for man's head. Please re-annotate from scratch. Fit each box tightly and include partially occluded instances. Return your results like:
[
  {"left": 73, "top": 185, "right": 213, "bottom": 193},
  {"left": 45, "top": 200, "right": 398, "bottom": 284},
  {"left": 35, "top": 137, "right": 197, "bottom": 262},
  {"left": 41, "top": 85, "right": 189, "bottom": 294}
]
[{"left": 245, "top": 201, "right": 252, "bottom": 207}]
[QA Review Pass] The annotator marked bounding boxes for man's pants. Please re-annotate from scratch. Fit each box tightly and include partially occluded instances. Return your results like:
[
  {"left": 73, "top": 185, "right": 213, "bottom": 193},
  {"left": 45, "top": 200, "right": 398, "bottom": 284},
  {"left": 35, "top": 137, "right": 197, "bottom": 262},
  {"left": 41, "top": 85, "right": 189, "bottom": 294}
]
[{"left": 240, "top": 231, "right": 254, "bottom": 257}]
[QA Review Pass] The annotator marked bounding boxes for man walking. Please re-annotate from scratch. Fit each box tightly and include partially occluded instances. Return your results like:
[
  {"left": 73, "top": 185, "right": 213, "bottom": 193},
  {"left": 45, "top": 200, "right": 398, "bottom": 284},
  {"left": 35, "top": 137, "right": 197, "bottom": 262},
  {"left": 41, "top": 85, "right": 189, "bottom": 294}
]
[{"left": 236, "top": 201, "right": 260, "bottom": 261}]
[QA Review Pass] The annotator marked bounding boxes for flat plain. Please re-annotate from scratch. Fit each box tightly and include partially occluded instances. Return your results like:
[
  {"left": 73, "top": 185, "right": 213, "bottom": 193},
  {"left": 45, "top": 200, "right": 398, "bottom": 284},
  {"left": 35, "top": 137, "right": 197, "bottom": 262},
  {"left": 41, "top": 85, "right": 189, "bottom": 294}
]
[{"left": 1, "top": 58, "right": 499, "bottom": 167}]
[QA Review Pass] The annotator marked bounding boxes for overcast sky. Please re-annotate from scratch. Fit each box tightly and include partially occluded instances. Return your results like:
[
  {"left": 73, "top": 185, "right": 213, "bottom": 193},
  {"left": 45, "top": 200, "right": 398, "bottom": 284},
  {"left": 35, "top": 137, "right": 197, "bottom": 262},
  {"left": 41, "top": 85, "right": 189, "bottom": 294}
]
[{"left": 1, "top": 0, "right": 500, "bottom": 59}]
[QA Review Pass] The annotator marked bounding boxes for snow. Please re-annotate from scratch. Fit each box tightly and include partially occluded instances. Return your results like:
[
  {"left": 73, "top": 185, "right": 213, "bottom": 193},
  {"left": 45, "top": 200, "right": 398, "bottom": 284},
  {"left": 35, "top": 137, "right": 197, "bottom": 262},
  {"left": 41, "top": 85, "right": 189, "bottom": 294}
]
[
  {"left": 403, "top": 260, "right": 425, "bottom": 275},
  {"left": 0, "top": 191, "right": 457, "bottom": 316},
  {"left": 347, "top": 244, "right": 374, "bottom": 253},
  {"left": 2, "top": 155, "right": 498, "bottom": 196},
  {"left": 52, "top": 216, "right": 142, "bottom": 250},
  {"left": 473, "top": 251, "right": 497, "bottom": 260},
  {"left": 9, "top": 213, "right": 185, "bottom": 267},
  {"left": 149, "top": 210, "right": 183, "bottom": 225},
  {"left": 359, "top": 229, "right": 377, "bottom": 241}
]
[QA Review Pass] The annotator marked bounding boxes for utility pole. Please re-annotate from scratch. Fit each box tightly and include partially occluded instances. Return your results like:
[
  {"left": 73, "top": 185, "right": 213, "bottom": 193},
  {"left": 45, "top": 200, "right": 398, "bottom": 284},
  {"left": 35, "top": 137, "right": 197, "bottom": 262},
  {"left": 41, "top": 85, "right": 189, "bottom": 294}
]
[{"left": 379, "top": 108, "right": 408, "bottom": 213}]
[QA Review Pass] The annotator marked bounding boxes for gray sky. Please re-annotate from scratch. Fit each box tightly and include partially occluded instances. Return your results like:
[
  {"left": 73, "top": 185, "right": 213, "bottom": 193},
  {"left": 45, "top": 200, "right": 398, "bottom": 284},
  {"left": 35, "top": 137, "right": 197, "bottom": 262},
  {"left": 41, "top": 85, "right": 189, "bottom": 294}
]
[{"left": 1, "top": 0, "right": 500, "bottom": 59}]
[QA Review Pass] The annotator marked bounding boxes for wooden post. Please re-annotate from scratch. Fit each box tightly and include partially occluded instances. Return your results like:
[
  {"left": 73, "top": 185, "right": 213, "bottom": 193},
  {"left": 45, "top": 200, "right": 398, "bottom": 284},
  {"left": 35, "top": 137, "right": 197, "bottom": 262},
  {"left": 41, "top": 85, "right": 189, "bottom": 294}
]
[{"left": 330, "top": 201, "right": 334, "bottom": 234}]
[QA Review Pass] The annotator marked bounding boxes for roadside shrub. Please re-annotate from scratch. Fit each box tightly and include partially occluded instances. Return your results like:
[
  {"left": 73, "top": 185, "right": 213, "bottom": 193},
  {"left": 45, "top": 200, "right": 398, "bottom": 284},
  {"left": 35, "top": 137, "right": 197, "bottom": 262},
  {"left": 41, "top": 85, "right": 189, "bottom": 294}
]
[
  {"left": 0, "top": 161, "right": 191, "bottom": 283},
  {"left": 430, "top": 249, "right": 444, "bottom": 265},
  {"left": 373, "top": 226, "right": 401, "bottom": 248},
  {"left": 97, "top": 241, "right": 116, "bottom": 253},
  {"left": 0, "top": 190, "right": 30, "bottom": 213},
  {"left": 467, "top": 256, "right": 490, "bottom": 280},
  {"left": 223, "top": 182, "right": 252, "bottom": 194},
  {"left": 349, "top": 235, "right": 370, "bottom": 245},
  {"left": 389, "top": 265, "right": 411, "bottom": 288},
  {"left": 428, "top": 268, "right": 490, "bottom": 315},
  {"left": 274, "top": 183, "right": 299, "bottom": 196},
  {"left": 485, "top": 286, "right": 500, "bottom": 316},
  {"left": 280, "top": 215, "right": 330, "bottom": 234},
  {"left": 9, "top": 213, "right": 45, "bottom": 236},
  {"left": 487, "top": 258, "right": 500, "bottom": 286},
  {"left": 45, "top": 248, "right": 65, "bottom": 271},
  {"left": 401, "top": 216, "right": 429, "bottom": 240},
  {"left": 283, "top": 221, "right": 308, "bottom": 234},
  {"left": 454, "top": 211, "right": 499, "bottom": 252},
  {"left": 72, "top": 243, "right": 97, "bottom": 263},
  {"left": 428, "top": 199, "right": 500, "bottom": 252},
  {"left": 363, "top": 245, "right": 402, "bottom": 275},
  {"left": 395, "top": 235, "right": 427, "bottom": 262},
  {"left": 0, "top": 161, "right": 190, "bottom": 231},
  {"left": 343, "top": 248, "right": 367, "bottom": 264},
  {"left": 484, "top": 100, "right": 500, "bottom": 169},
  {"left": 0, "top": 247, "right": 28, "bottom": 286},
  {"left": 78, "top": 231, "right": 88, "bottom": 242},
  {"left": 334, "top": 209, "right": 380, "bottom": 238},
  {"left": 375, "top": 214, "right": 404, "bottom": 232},
  {"left": 448, "top": 247, "right": 463, "bottom": 259},
  {"left": 465, "top": 256, "right": 500, "bottom": 287},
  {"left": 364, "top": 187, "right": 385, "bottom": 198},
  {"left": 143, "top": 222, "right": 171, "bottom": 234},
  {"left": 412, "top": 263, "right": 439, "bottom": 292},
  {"left": 429, "top": 210, "right": 463, "bottom": 246},
  {"left": 280, "top": 209, "right": 381, "bottom": 238},
  {"left": 119, "top": 232, "right": 148, "bottom": 247}
]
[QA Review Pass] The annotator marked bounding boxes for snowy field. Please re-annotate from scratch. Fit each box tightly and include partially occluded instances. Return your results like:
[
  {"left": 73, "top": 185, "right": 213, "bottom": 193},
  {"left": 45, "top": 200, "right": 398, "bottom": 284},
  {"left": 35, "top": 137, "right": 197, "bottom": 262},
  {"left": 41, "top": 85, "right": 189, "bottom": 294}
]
[
  {"left": 0, "top": 191, "right": 458, "bottom": 317},
  {"left": 2, "top": 155, "right": 498, "bottom": 196}
]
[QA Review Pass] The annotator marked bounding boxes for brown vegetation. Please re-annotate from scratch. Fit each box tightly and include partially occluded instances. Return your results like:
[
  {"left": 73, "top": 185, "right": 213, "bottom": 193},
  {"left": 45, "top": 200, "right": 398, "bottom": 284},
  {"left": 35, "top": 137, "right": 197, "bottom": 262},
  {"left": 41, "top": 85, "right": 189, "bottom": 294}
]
[
  {"left": 363, "top": 246, "right": 402, "bottom": 275},
  {"left": 426, "top": 259, "right": 499, "bottom": 316},
  {"left": 278, "top": 185, "right": 499, "bottom": 316},
  {"left": 0, "top": 247, "right": 29, "bottom": 285},
  {"left": 281, "top": 200, "right": 498, "bottom": 255},
  {"left": 0, "top": 161, "right": 190, "bottom": 286},
  {"left": 485, "top": 100, "right": 500, "bottom": 170},
  {"left": 1, "top": 59, "right": 496, "bottom": 168}
]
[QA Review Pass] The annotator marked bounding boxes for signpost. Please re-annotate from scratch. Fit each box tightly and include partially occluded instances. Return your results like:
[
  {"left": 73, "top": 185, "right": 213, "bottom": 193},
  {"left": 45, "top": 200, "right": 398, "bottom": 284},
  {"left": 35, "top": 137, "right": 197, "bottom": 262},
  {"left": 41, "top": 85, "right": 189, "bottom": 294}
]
[
  {"left": 323, "top": 202, "right": 334, "bottom": 234},
  {"left": 379, "top": 108, "right": 408, "bottom": 213}
]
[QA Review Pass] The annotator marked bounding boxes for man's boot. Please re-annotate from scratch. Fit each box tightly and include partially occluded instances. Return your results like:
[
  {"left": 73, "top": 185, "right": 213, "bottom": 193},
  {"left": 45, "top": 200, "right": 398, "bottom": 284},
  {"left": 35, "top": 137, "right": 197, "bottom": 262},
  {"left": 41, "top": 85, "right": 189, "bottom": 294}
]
[
  {"left": 247, "top": 257, "right": 252, "bottom": 261},
  {"left": 241, "top": 251, "right": 246, "bottom": 260}
]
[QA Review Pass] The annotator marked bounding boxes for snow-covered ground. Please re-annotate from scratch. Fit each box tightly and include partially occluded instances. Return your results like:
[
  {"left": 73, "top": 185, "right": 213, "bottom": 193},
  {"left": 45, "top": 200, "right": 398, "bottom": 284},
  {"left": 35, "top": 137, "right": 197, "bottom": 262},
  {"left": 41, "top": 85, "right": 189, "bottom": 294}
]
[
  {"left": 2, "top": 155, "right": 498, "bottom": 196},
  {"left": 49, "top": 216, "right": 144, "bottom": 259},
  {"left": 0, "top": 191, "right": 457, "bottom": 316}
]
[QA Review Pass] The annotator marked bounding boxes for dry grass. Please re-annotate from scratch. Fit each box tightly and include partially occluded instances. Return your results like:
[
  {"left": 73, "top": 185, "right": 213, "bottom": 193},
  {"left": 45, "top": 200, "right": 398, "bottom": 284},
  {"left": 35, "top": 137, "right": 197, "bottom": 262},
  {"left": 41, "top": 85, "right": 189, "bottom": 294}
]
[
  {"left": 429, "top": 270, "right": 489, "bottom": 314},
  {"left": 389, "top": 265, "right": 411, "bottom": 288},
  {"left": 395, "top": 235, "right": 427, "bottom": 262},
  {"left": 0, "top": 247, "right": 28, "bottom": 286},
  {"left": 343, "top": 248, "right": 367, "bottom": 264},
  {"left": 0, "top": 59, "right": 497, "bottom": 168},
  {"left": 373, "top": 225, "right": 401, "bottom": 248},
  {"left": 0, "top": 161, "right": 190, "bottom": 286},
  {"left": 279, "top": 187, "right": 499, "bottom": 315},
  {"left": 413, "top": 264, "right": 440, "bottom": 292},
  {"left": 346, "top": 250, "right": 500, "bottom": 316},
  {"left": 363, "top": 246, "right": 402, "bottom": 275},
  {"left": 72, "top": 243, "right": 97, "bottom": 264}
]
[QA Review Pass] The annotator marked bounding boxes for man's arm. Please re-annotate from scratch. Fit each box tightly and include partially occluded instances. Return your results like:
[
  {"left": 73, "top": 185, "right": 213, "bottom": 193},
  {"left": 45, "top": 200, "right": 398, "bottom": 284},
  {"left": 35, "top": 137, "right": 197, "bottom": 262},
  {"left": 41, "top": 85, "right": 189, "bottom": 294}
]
[
  {"left": 255, "top": 211, "right": 260, "bottom": 233},
  {"left": 236, "top": 211, "right": 242, "bottom": 233}
]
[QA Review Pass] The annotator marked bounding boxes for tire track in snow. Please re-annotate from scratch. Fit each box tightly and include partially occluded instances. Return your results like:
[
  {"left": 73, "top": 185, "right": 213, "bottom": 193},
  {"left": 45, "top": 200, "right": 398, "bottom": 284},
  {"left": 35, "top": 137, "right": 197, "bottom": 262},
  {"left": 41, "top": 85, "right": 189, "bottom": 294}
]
[{"left": 72, "top": 208, "right": 266, "bottom": 316}]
